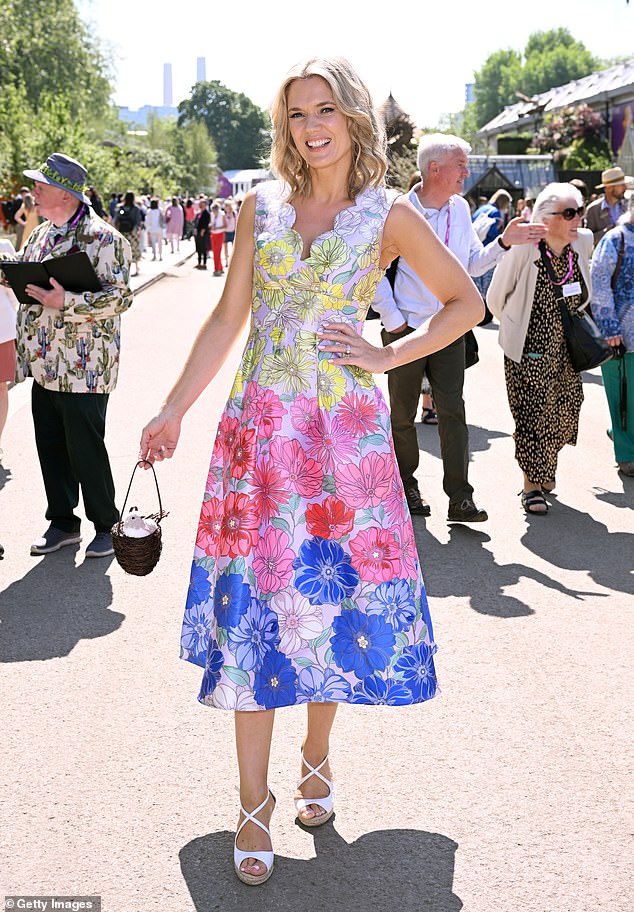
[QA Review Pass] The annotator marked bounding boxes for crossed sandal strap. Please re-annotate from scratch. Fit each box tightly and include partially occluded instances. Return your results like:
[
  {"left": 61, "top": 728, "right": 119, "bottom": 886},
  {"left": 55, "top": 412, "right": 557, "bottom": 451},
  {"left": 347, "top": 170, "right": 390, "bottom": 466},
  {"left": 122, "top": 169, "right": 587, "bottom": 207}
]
[
  {"left": 234, "top": 789, "right": 275, "bottom": 872},
  {"left": 295, "top": 753, "right": 334, "bottom": 814}
]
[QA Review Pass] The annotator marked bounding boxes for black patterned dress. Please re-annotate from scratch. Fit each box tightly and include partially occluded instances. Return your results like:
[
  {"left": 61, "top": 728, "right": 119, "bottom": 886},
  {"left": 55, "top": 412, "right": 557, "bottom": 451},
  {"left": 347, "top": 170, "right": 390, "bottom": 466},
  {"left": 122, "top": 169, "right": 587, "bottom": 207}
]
[{"left": 504, "top": 246, "right": 584, "bottom": 484}]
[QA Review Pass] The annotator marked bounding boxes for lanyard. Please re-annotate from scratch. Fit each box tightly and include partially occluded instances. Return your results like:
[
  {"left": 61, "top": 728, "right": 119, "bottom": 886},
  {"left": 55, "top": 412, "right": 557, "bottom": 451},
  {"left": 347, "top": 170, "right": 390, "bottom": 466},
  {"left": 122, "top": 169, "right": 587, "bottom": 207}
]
[
  {"left": 539, "top": 240, "right": 573, "bottom": 286},
  {"left": 41, "top": 204, "right": 86, "bottom": 257},
  {"left": 443, "top": 205, "right": 451, "bottom": 247}
]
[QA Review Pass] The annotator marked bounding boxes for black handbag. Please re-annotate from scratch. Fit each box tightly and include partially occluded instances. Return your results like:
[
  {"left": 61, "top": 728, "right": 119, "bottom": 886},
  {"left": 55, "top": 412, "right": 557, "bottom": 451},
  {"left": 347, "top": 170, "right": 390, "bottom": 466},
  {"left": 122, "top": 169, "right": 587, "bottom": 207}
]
[
  {"left": 557, "top": 302, "right": 613, "bottom": 372},
  {"left": 537, "top": 240, "right": 612, "bottom": 373}
]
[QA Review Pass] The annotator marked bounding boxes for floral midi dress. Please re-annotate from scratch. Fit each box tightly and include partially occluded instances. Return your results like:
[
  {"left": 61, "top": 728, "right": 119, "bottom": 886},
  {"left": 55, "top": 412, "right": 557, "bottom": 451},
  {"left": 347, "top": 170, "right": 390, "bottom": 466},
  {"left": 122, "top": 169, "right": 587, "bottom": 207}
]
[{"left": 180, "top": 180, "right": 437, "bottom": 711}]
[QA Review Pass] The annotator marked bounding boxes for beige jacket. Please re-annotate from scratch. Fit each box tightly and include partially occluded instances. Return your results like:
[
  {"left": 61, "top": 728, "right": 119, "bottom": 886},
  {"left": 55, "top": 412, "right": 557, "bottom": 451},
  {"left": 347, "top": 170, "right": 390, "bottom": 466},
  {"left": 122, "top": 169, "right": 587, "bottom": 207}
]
[{"left": 487, "top": 229, "right": 593, "bottom": 363}]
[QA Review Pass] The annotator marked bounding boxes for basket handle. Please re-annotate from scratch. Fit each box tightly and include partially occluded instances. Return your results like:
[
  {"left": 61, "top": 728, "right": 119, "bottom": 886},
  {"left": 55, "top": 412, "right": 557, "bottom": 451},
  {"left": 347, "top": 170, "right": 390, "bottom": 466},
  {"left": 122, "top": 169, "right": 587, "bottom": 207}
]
[{"left": 119, "top": 459, "right": 164, "bottom": 521}]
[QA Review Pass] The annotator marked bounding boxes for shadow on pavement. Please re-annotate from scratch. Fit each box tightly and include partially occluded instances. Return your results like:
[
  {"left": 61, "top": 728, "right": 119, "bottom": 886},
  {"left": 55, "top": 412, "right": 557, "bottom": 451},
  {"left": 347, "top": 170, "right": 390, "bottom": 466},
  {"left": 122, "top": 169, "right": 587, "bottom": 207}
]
[
  {"left": 180, "top": 821, "right": 462, "bottom": 911},
  {"left": 413, "top": 523, "right": 601, "bottom": 618},
  {"left": 0, "top": 464, "right": 11, "bottom": 492},
  {"left": 0, "top": 547, "right": 124, "bottom": 662},
  {"left": 522, "top": 496, "right": 634, "bottom": 596},
  {"left": 417, "top": 422, "right": 509, "bottom": 461}
]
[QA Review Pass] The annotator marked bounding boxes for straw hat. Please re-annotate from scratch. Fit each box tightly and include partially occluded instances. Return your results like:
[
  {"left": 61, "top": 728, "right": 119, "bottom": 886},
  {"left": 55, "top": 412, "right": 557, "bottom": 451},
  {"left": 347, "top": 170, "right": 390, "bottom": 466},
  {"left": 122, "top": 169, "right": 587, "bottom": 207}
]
[{"left": 596, "top": 166, "right": 634, "bottom": 190}]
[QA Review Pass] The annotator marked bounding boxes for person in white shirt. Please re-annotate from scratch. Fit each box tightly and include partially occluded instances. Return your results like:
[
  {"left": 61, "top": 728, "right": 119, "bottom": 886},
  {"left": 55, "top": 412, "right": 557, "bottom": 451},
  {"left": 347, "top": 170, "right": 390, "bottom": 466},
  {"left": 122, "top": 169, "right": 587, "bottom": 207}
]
[{"left": 372, "top": 133, "right": 546, "bottom": 521}]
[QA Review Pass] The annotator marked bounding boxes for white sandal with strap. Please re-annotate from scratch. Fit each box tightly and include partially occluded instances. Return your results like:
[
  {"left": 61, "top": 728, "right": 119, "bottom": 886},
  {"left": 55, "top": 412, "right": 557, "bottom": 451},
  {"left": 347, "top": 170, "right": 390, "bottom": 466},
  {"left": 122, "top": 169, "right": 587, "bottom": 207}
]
[
  {"left": 294, "top": 753, "right": 335, "bottom": 827},
  {"left": 234, "top": 789, "right": 275, "bottom": 885}
]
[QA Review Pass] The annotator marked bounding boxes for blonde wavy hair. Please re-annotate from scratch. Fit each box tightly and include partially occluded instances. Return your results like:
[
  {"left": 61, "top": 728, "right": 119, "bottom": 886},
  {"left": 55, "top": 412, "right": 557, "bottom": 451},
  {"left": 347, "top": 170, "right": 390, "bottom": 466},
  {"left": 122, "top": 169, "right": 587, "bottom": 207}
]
[{"left": 270, "top": 57, "right": 387, "bottom": 200}]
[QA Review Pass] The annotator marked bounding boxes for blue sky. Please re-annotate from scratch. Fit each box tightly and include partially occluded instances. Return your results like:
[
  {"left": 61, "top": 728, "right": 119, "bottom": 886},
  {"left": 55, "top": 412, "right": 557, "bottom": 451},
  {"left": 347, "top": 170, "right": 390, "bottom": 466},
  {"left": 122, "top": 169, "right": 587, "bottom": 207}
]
[{"left": 79, "top": 0, "right": 633, "bottom": 128}]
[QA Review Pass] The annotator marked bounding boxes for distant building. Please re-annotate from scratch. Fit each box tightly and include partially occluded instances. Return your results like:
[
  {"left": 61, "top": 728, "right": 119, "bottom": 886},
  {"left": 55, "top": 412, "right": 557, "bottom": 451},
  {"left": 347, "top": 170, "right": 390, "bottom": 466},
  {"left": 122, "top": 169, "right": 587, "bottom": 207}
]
[
  {"left": 465, "top": 83, "right": 475, "bottom": 105},
  {"left": 197, "top": 57, "right": 206, "bottom": 83},
  {"left": 163, "top": 63, "right": 173, "bottom": 106},
  {"left": 477, "top": 57, "right": 634, "bottom": 173},
  {"left": 223, "top": 169, "right": 270, "bottom": 196},
  {"left": 118, "top": 105, "right": 179, "bottom": 126}
]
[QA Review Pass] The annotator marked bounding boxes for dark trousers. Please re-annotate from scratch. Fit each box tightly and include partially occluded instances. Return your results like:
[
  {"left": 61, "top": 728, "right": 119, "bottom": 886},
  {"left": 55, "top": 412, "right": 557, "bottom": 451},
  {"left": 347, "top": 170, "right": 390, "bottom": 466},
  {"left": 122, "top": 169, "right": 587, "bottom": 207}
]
[
  {"left": 381, "top": 327, "right": 473, "bottom": 503},
  {"left": 31, "top": 382, "right": 119, "bottom": 534},
  {"left": 195, "top": 232, "right": 208, "bottom": 265}
]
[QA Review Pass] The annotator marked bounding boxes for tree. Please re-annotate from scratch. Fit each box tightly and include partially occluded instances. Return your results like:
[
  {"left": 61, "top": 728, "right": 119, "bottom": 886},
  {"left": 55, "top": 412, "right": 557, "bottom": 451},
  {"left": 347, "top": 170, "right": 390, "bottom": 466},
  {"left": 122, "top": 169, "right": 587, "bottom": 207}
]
[
  {"left": 521, "top": 29, "right": 599, "bottom": 97},
  {"left": 473, "top": 49, "right": 523, "bottom": 129},
  {"left": 472, "top": 29, "right": 600, "bottom": 128},
  {"left": 178, "top": 81, "right": 270, "bottom": 171},
  {"left": 1, "top": 0, "right": 111, "bottom": 118}
]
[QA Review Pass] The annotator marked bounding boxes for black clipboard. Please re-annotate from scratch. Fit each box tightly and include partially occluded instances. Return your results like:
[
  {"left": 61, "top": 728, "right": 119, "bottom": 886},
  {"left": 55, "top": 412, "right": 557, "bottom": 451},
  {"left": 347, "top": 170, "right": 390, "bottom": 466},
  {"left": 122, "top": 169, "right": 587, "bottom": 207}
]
[{"left": 0, "top": 251, "right": 102, "bottom": 305}]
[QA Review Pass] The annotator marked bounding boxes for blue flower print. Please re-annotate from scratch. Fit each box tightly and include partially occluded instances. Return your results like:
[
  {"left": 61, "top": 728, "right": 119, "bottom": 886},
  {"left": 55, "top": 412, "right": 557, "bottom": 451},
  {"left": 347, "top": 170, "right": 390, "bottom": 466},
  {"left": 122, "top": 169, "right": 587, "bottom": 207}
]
[
  {"left": 198, "top": 639, "right": 224, "bottom": 699},
  {"left": 366, "top": 579, "right": 416, "bottom": 632},
  {"left": 293, "top": 536, "right": 359, "bottom": 606},
  {"left": 228, "top": 597, "right": 279, "bottom": 671},
  {"left": 393, "top": 643, "right": 437, "bottom": 702},
  {"left": 254, "top": 649, "right": 298, "bottom": 709},
  {"left": 214, "top": 572, "right": 251, "bottom": 629},
  {"left": 351, "top": 675, "right": 412, "bottom": 705},
  {"left": 181, "top": 601, "right": 214, "bottom": 662},
  {"left": 330, "top": 608, "right": 395, "bottom": 679},
  {"left": 296, "top": 667, "right": 352, "bottom": 704},
  {"left": 186, "top": 563, "right": 211, "bottom": 609}
]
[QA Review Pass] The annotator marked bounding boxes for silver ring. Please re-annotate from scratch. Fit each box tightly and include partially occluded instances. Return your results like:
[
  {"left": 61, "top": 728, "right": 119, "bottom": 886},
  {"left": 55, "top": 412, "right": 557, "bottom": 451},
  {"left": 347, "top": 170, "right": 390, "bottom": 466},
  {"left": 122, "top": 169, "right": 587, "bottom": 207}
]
[{"left": 345, "top": 344, "right": 351, "bottom": 356}]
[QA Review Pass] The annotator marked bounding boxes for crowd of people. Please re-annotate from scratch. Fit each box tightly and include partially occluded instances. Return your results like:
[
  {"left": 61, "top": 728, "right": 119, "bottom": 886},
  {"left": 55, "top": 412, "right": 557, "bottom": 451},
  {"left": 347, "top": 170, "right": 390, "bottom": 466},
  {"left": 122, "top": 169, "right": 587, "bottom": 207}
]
[{"left": 0, "top": 53, "right": 632, "bottom": 888}]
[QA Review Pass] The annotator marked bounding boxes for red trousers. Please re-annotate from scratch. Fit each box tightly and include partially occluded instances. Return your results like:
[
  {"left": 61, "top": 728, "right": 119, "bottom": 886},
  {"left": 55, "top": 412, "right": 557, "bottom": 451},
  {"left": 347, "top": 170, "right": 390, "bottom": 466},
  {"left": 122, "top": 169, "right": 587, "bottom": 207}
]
[{"left": 211, "top": 232, "right": 224, "bottom": 271}]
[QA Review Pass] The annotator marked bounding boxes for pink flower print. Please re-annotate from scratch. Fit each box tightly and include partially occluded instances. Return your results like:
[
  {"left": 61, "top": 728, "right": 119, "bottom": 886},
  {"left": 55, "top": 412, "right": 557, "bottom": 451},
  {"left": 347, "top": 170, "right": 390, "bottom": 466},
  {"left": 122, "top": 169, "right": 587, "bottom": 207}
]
[
  {"left": 397, "top": 523, "right": 419, "bottom": 579},
  {"left": 251, "top": 459, "right": 291, "bottom": 522},
  {"left": 385, "top": 471, "right": 406, "bottom": 525},
  {"left": 270, "top": 437, "right": 324, "bottom": 498},
  {"left": 305, "top": 411, "right": 358, "bottom": 474},
  {"left": 334, "top": 452, "right": 393, "bottom": 509},
  {"left": 219, "top": 492, "right": 260, "bottom": 558},
  {"left": 270, "top": 589, "right": 323, "bottom": 655},
  {"left": 253, "top": 527, "right": 295, "bottom": 593},
  {"left": 290, "top": 395, "right": 320, "bottom": 435},
  {"left": 230, "top": 426, "right": 256, "bottom": 479},
  {"left": 336, "top": 392, "right": 379, "bottom": 438},
  {"left": 213, "top": 414, "right": 240, "bottom": 461},
  {"left": 305, "top": 495, "right": 355, "bottom": 540},
  {"left": 197, "top": 497, "right": 224, "bottom": 557},
  {"left": 349, "top": 528, "right": 402, "bottom": 582},
  {"left": 244, "top": 381, "right": 287, "bottom": 439}
]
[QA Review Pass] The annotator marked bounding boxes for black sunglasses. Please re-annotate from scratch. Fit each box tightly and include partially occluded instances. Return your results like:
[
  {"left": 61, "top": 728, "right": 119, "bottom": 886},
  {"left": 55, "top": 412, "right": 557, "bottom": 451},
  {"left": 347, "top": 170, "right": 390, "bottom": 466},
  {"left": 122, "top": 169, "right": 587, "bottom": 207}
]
[{"left": 549, "top": 206, "right": 585, "bottom": 220}]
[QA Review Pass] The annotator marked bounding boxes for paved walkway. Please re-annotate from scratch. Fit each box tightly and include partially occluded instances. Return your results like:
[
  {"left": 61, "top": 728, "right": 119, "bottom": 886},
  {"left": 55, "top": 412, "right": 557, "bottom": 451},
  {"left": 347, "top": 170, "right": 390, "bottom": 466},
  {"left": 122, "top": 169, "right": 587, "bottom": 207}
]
[{"left": 1, "top": 263, "right": 632, "bottom": 912}]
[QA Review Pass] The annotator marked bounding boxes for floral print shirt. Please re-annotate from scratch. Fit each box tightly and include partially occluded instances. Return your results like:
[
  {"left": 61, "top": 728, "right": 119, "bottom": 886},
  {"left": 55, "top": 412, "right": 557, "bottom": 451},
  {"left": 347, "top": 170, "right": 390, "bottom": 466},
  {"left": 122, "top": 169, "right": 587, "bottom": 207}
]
[
  {"left": 590, "top": 222, "right": 634, "bottom": 351},
  {"left": 2, "top": 204, "right": 132, "bottom": 393}
]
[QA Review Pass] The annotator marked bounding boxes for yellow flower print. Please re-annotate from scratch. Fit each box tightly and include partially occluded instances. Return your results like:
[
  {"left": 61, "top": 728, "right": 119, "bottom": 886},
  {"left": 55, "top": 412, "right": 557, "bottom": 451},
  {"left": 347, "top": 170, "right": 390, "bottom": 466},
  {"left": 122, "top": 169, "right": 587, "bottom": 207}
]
[
  {"left": 348, "top": 364, "right": 375, "bottom": 390},
  {"left": 296, "top": 331, "right": 318, "bottom": 353},
  {"left": 310, "top": 236, "right": 350, "bottom": 275},
  {"left": 260, "top": 346, "right": 313, "bottom": 395},
  {"left": 352, "top": 268, "right": 384, "bottom": 308},
  {"left": 317, "top": 358, "right": 347, "bottom": 409},
  {"left": 355, "top": 239, "right": 381, "bottom": 270},
  {"left": 232, "top": 334, "right": 267, "bottom": 395},
  {"left": 289, "top": 288, "right": 325, "bottom": 322},
  {"left": 259, "top": 239, "right": 296, "bottom": 276}
]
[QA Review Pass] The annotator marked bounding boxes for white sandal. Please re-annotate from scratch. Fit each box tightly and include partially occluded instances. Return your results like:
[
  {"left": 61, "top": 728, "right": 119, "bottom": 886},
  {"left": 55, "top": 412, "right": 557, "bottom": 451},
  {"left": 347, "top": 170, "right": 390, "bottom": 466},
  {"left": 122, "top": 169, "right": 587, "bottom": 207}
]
[
  {"left": 294, "top": 753, "right": 335, "bottom": 827},
  {"left": 234, "top": 789, "right": 275, "bottom": 885}
]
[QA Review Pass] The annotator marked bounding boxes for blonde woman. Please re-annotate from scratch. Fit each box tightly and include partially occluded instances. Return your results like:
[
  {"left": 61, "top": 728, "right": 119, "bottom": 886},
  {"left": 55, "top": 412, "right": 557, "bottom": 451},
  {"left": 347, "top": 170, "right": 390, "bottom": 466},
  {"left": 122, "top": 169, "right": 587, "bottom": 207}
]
[{"left": 140, "top": 57, "right": 482, "bottom": 884}]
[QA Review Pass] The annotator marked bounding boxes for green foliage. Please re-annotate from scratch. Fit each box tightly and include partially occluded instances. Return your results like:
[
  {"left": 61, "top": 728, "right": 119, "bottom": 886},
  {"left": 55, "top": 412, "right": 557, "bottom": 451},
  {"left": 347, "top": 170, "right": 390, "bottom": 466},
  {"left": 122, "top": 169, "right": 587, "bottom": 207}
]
[
  {"left": 532, "top": 104, "right": 606, "bottom": 155},
  {"left": 178, "top": 81, "right": 270, "bottom": 170},
  {"left": 1, "top": 0, "right": 111, "bottom": 118},
  {"left": 473, "top": 29, "right": 600, "bottom": 128},
  {"left": 563, "top": 137, "right": 612, "bottom": 170},
  {"left": 474, "top": 49, "right": 523, "bottom": 130}
]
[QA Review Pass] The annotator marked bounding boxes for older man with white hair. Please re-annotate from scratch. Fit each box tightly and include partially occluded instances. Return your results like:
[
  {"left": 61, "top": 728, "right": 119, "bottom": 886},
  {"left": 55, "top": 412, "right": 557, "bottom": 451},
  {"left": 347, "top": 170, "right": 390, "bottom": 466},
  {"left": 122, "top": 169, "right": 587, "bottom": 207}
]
[
  {"left": 373, "top": 133, "right": 546, "bottom": 521},
  {"left": 0, "top": 152, "right": 132, "bottom": 558}
]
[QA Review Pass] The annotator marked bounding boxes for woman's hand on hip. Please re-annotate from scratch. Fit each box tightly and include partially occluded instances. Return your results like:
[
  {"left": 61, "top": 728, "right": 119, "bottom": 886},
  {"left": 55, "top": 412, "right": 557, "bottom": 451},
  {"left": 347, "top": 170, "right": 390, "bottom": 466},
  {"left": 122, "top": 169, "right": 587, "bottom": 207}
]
[{"left": 317, "top": 322, "right": 393, "bottom": 373}]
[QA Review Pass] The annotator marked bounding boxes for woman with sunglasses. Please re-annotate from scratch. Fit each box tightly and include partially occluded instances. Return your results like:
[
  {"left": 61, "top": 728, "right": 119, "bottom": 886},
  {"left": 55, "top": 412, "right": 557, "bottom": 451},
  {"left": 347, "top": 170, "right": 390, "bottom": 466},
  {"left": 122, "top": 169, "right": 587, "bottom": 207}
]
[{"left": 488, "top": 183, "right": 593, "bottom": 514}]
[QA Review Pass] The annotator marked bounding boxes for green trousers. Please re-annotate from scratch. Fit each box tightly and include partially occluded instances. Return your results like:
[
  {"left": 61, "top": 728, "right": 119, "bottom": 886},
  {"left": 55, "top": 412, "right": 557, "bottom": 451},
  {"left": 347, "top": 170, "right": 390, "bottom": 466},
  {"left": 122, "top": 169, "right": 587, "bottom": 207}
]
[
  {"left": 601, "top": 352, "right": 634, "bottom": 463},
  {"left": 32, "top": 381, "right": 119, "bottom": 534}
]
